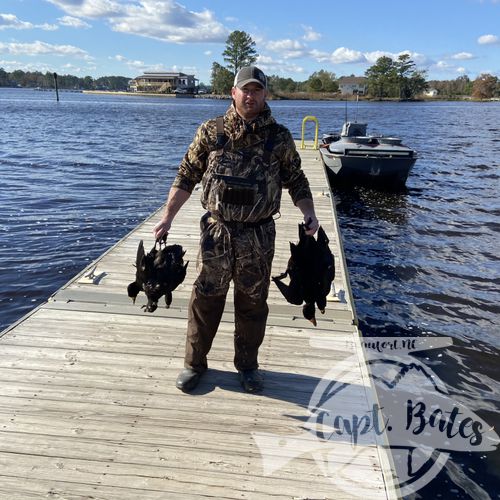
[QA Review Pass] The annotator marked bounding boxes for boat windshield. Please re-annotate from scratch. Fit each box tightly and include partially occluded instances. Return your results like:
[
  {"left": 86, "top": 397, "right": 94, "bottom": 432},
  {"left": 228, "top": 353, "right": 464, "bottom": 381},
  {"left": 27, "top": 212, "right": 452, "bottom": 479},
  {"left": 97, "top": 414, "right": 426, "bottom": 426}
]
[{"left": 341, "top": 122, "right": 368, "bottom": 137}]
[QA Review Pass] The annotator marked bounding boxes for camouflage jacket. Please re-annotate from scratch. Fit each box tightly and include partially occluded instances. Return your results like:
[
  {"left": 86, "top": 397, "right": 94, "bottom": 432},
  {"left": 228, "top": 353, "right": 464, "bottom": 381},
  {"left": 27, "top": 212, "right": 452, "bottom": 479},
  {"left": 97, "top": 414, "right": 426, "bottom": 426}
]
[{"left": 172, "top": 103, "right": 312, "bottom": 222}]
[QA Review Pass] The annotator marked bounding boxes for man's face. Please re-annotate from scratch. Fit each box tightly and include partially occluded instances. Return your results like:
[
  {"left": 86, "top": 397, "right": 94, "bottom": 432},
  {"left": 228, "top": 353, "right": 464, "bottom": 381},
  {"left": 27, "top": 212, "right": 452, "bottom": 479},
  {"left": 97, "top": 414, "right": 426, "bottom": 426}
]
[{"left": 231, "top": 82, "right": 267, "bottom": 121}]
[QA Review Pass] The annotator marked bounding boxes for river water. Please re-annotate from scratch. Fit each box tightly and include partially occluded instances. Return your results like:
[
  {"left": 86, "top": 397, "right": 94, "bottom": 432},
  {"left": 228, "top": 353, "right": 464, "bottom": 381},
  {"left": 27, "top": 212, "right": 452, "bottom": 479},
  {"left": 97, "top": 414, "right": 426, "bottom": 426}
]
[{"left": 0, "top": 89, "right": 498, "bottom": 499}]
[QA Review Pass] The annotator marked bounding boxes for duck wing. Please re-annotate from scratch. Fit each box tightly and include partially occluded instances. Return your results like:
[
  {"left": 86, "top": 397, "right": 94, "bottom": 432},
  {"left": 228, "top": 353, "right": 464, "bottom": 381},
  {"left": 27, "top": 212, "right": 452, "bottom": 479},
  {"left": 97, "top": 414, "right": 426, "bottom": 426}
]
[
  {"left": 272, "top": 240, "right": 305, "bottom": 305},
  {"left": 128, "top": 240, "right": 147, "bottom": 301},
  {"left": 313, "top": 227, "right": 335, "bottom": 311},
  {"left": 272, "top": 273, "right": 304, "bottom": 305}
]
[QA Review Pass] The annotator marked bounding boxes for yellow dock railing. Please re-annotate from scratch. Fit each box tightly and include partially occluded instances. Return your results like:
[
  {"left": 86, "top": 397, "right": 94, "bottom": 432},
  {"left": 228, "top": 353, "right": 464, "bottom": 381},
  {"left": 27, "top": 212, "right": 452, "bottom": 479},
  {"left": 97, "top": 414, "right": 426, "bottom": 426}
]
[{"left": 300, "top": 115, "right": 319, "bottom": 149}]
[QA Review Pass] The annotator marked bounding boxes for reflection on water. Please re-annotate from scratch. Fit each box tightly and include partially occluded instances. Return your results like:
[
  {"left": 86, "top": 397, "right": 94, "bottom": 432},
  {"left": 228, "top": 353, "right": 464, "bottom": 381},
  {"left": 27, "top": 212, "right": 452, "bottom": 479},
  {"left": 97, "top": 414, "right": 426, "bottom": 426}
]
[
  {"left": 333, "top": 183, "right": 411, "bottom": 225},
  {"left": 332, "top": 181, "right": 499, "bottom": 500}
]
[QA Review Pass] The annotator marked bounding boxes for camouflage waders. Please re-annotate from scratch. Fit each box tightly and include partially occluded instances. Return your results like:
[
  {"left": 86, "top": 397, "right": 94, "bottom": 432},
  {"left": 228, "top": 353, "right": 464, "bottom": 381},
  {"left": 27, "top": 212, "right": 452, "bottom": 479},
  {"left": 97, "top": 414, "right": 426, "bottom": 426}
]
[
  {"left": 185, "top": 214, "right": 275, "bottom": 372},
  {"left": 172, "top": 105, "right": 313, "bottom": 373}
]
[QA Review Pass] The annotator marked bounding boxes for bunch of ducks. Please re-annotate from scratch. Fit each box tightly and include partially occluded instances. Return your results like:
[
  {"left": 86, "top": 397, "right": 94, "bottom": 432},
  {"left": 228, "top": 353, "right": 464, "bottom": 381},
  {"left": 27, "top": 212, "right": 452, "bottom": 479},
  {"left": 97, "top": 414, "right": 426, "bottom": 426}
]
[
  {"left": 127, "top": 238, "right": 188, "bottom": 312},
  {"left": 273, "top": 224, "right": 335, "bottom": 326}
]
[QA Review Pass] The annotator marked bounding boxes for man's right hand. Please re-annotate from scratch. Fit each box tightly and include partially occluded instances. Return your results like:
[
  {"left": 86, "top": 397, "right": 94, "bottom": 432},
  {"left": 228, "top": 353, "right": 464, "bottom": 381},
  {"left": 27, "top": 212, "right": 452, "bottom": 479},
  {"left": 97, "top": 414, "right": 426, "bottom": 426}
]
[
  {"left": 153, "top": 218, "right": 171, "bottom": 241},
  {"left": 152, "top": 186, "right": 191, "bottom": 241}
]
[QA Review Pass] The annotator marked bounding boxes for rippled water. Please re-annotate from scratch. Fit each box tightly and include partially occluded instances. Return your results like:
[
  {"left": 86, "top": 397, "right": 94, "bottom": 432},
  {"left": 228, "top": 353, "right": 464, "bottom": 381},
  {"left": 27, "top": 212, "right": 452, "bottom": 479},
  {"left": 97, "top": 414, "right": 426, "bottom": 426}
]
[{"left": 1, "top": 89, "right": 498, "bottom": 498}]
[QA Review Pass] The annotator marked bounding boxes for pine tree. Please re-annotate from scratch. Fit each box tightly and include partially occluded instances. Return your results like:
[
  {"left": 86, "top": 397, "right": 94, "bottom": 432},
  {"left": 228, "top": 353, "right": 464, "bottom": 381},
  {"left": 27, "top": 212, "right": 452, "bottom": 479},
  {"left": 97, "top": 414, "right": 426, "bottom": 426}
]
[{"left": 222, "top": 31, "right": 258, "bottom": 76}]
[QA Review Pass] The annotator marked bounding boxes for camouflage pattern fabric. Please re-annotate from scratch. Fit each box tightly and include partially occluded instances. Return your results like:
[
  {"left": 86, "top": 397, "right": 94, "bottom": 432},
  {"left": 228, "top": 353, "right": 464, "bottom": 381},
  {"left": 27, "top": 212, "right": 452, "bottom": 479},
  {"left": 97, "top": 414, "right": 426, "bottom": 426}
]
[
  {"left": 172, "top": 103, "right": 312, "bottom": 214},
  {"left": 194, "top": 212, "right": 275, "bottom": 299},
  {"left": 172, "top": 102, "right": 312, "bottom": 299}
]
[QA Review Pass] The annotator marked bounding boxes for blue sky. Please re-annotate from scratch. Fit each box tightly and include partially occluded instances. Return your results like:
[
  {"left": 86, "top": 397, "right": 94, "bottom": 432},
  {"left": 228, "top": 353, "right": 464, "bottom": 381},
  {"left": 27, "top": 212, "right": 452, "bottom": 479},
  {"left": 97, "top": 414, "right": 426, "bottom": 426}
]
[{"left": 1, "top": 0, "right": 499, "bottom": 84}]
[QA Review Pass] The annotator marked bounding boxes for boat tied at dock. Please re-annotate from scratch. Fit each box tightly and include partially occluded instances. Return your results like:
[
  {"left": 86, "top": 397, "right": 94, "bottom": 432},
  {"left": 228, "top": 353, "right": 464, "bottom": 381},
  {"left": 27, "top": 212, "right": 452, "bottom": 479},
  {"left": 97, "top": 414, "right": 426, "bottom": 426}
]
[{"left": 319, "top": 121, "right": 418, "bottom": 188}]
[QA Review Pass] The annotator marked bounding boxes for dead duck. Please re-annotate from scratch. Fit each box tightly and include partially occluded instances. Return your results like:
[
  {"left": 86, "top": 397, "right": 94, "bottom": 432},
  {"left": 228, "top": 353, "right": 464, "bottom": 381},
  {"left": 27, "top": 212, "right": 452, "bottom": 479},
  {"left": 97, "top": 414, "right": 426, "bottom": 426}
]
[
  {"left": 272, "top": 224, "right": 334, "bottom": 326},
  {"left": 127, "top": 239, "right": 188, "bottom": 312}
]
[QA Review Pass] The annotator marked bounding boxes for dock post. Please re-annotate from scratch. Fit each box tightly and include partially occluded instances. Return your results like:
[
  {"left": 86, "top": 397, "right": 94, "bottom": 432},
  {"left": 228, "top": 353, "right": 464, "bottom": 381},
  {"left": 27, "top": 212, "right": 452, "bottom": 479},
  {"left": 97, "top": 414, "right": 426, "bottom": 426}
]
[{"left": 53, "top": 72, "right": 59, "bottom": 102}]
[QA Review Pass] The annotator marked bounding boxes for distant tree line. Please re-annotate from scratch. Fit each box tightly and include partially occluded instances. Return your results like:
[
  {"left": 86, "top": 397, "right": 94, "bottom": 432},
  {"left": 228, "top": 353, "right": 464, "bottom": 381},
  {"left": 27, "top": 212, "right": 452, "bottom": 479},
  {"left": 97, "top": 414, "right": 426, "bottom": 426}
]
[
  {"left": 211, "top": 31, "right": 500, "bottom": 100},
  {"left": 0, "top": 68, "right": 130, "bottom": 91}
]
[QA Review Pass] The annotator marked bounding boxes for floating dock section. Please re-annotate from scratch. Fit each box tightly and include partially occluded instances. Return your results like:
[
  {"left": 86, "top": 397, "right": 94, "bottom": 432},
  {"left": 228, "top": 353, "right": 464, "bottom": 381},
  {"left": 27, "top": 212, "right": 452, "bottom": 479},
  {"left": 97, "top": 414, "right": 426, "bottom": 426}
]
[{"left": 0, "top": 143, "right": 398, "bottom": 499}]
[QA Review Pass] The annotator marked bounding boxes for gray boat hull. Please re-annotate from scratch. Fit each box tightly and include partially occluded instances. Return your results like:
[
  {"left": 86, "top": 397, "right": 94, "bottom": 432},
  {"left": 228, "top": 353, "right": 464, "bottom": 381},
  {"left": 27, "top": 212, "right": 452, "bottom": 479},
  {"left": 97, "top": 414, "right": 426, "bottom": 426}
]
[{"left": 319, "top": 147, "right": 417, "bottom": 186}]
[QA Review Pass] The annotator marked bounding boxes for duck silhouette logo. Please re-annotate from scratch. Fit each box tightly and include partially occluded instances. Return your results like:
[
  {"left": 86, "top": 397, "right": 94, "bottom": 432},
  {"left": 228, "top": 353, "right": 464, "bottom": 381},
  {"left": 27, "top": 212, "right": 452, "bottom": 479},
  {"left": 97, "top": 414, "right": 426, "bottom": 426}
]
[{"left": 252, "top": 337, "right": 499, "bottom": 497}]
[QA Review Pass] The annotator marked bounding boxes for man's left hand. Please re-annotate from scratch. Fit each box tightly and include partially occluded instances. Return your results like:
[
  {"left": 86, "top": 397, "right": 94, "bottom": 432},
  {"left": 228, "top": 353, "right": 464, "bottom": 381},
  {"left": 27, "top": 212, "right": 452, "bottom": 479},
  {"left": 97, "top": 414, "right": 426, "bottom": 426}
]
[{"left": 304, "top": 215, "right": 319, "bottom": 236}]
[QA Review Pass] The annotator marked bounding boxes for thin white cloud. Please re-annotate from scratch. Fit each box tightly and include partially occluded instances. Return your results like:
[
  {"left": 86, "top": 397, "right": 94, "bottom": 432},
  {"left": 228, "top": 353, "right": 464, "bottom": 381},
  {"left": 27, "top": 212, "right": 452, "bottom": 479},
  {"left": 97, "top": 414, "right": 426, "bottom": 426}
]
[
  {"left": 478, "top": 34, "right": 499, "bottom": 44},
  {"left": 128, "top": 60, "right": 148, "bottom": 70},
  {"left": 0, "top": 13, "right": 58, "bottom": 31},
  {"left": 106, "top": 54, "right": 146, "bottom": 71},
  {"left": 256, "top": 54, "right": 305, "bottom": 75},
  {"left": 363, "top": 50, "right": 393, "bottom": 64},
  {"left": 309, "top": 49, "right": 330, "bottom": 63},
  {"left": 39, "top": 23, "right": 59, "bottom": 31},
  {"left": 302, "top": 25, "right": 321, "bottom": 42},
  {"left": 266, "top": 39, "right": 309, "bottom": 59},
  {"left": 1, "top": 13, "right": 34, "bottom": 30},
  {"left": 58, "top": 15, "right": 91, "bottom": 29},
  {"left": 267, "top": 39, "right": 304, "bottom": 51},
  {"left": 0, "top": 59, "right": 54, "bottom": 72},
  {"left": 436, "top": 60, "right": 451, "bottom": 69},
  {"left": 108, "top": 54, "right": 196, "bottom": 76},
  {"left": 0, "top": 40, "right": 92, "bottom": 60},
  {"left": 364, "top": 50, "right": 430, "bottom": 66},
  {"left": 274, "top": 44, "right": 431, "bottom": 69},
  {"left": 61, "top": 62, "right": 83, "bottom": 73},
  {"left": 172, "top": 64, "right": 197, "bottom": 74},
  {"left": 312, "top": 47, "right": 369, "bottom": 64},
  {"left": 451, "top": 52, "right": 475, "bottom": 60},
  {"left": 430, "top": 60, "right": 469, "bottom": 75},
  {"left": 47, "top": 0, "right": 122, "bottom": 18},
  {"left": 330, "top": 47, "right": 366, "bottom": 64},
  {"left": 47, "top": 0, "right": 229, "bottom": 43}
]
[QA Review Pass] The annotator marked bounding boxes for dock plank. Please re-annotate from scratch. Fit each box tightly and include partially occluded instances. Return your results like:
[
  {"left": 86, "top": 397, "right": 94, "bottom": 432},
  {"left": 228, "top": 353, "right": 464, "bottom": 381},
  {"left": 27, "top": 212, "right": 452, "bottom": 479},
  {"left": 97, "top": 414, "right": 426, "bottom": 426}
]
[{"left": 0, "top": 143, "right": 396, "bottom": 499}]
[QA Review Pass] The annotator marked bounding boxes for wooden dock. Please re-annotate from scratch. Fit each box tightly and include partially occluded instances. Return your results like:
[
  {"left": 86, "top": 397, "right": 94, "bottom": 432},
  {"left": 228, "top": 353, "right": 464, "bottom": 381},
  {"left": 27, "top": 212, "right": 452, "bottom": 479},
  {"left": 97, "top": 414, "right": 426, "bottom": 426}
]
[{"left": 0, "top": 144, "right": 397, "bottom": 499}]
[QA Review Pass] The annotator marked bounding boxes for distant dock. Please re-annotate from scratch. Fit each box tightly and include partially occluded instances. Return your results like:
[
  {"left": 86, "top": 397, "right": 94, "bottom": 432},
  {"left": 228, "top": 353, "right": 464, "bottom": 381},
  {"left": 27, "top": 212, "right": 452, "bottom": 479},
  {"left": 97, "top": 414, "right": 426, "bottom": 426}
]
[{"left": 0, "top": 142, "right": 397, "bottom": 499}]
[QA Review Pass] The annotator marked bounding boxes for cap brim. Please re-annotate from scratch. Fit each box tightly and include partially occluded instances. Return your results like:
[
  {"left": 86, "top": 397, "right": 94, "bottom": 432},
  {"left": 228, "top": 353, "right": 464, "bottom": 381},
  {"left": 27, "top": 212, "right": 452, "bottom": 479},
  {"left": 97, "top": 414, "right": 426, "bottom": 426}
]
[{"left": 235, "top": 78, "right": 266, "bottom": 89}]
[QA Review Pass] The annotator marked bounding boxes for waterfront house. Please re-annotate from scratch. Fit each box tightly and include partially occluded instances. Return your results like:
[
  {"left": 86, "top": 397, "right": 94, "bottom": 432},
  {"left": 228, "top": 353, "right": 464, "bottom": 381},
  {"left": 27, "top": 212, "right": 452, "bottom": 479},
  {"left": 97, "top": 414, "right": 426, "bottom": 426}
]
[
  {"left": 338, "top": 76, "right": 368, "bottom": 95},
  {"left": 424, "top": 88, "right": 439, "bottom": 97},
  {"left": 129, "top": 72, "right": 198, "bottom": 93}
]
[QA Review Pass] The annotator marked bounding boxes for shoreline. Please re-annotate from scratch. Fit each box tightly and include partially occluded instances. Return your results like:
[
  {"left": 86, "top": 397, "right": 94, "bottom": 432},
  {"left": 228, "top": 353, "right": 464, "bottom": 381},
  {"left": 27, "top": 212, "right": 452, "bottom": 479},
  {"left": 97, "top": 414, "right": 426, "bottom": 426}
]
[
  {"left": 82, "top": 90, "right": 499, "bottom": 102},
  {"left": 82, "top": 90, "right": 231, "bottom": 99},
  {"left": 1, "top": 88, "right": 497, "bottom": 102}
]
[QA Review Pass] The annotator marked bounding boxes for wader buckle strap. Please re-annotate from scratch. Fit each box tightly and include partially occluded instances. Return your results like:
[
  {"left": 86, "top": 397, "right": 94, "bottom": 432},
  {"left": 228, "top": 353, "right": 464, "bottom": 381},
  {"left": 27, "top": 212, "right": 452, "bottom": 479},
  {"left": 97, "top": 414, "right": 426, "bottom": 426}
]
[
  {"left": 215, "top": 116, "right": 227, "bottom": 150},
  {"left": 262, "top": 124, "right": 277, "bottom": 164}
]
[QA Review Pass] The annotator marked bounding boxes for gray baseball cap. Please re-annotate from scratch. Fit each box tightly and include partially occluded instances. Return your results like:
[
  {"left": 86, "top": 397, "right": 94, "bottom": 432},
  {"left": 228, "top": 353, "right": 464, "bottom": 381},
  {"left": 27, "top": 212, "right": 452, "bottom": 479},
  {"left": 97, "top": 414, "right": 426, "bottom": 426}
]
[{"left": 233, "top": 66, "right": 267, "bottom": 89}]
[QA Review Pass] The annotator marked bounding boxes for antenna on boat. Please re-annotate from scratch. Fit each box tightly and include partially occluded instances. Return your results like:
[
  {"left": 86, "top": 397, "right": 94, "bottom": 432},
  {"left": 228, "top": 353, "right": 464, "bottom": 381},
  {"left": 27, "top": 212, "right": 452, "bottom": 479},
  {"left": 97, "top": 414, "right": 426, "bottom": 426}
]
[
  {"left": 344, "top": 97, "right": 348, "bottom": 123},
  {"left": 354, "top": 93, "right": 359, "bottom": 123}
]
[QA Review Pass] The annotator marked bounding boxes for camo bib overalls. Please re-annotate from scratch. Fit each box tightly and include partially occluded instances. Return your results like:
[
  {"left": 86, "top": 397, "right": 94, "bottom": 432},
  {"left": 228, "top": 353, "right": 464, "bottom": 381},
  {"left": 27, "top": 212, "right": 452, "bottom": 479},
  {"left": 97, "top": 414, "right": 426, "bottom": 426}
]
[{"left": 194, "top": 116, "right": 279, "bottom": 300}]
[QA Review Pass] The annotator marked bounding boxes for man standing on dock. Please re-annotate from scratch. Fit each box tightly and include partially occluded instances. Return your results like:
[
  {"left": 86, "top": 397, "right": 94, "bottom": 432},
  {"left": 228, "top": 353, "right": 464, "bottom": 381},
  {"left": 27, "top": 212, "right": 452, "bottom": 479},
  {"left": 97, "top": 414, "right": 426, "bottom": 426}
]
[{"left": 154, "top": 66, "right": 318, "bottom": 393}]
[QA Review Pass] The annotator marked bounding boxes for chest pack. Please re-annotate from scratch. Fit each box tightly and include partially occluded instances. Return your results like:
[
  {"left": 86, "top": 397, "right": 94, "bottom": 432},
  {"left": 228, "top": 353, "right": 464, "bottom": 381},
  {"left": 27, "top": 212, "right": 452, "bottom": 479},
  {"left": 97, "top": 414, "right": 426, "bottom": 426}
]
[{"left": 201, "top": 116, "right": 280, "bottom": 223}]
